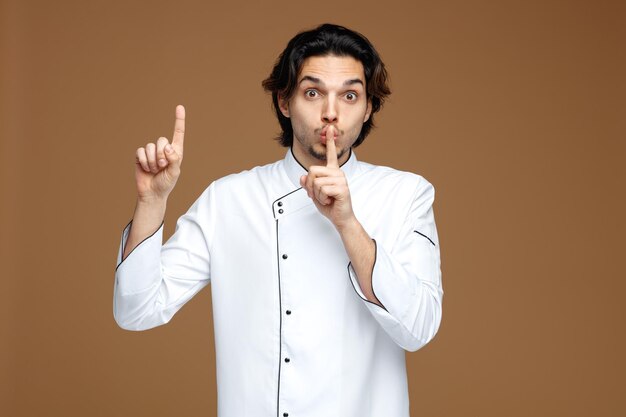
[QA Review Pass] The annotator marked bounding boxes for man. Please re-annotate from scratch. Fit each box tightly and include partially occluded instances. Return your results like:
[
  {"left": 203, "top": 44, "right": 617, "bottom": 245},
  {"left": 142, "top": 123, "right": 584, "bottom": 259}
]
[{"left": 114, "top": 23, "right": 443, "bottom": 417}]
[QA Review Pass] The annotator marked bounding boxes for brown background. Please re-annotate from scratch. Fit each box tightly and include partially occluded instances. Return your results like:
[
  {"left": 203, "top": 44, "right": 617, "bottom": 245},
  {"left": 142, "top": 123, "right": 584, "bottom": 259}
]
[{"left": 1, "top": 0, "right": 624, "bottom": 416}]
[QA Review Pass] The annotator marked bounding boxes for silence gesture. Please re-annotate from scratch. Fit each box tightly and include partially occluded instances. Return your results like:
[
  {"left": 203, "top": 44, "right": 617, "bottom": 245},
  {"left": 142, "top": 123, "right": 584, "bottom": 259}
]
[
  {"left": 300, "top": 125, "right": 356, "bottom": 230},
  {"left": 135, "top": 105, "right": 186, "bottom": 202}
]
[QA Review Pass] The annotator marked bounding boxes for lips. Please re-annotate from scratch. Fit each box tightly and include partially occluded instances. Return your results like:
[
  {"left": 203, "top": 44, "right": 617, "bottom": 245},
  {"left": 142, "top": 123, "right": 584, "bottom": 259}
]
[{"left": 320, "top": 126, "right": 337, "bottom": 144}]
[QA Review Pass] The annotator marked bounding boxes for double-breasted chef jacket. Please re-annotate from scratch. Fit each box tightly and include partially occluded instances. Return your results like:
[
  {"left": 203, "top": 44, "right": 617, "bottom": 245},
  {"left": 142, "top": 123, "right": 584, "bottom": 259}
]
[{"left": 114, "top": 148, "right": 443, "bottom": 417}]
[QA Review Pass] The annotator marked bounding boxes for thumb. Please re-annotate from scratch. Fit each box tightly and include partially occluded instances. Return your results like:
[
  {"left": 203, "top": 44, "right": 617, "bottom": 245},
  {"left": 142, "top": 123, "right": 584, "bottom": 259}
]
[{"left": 164, "top": 143, "right": 182, "bottom": 170}]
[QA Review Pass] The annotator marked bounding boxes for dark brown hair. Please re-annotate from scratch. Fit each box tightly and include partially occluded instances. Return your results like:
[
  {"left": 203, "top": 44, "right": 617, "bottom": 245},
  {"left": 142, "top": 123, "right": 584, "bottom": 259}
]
[{"left": 262, "top": 23, "right": 391, "bottom": 147}]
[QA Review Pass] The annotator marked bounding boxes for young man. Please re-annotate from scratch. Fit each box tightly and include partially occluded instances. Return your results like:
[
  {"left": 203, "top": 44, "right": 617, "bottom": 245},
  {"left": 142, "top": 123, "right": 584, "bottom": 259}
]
[{"left": 114, "top": 23, "right": 443, "bottom": 417}]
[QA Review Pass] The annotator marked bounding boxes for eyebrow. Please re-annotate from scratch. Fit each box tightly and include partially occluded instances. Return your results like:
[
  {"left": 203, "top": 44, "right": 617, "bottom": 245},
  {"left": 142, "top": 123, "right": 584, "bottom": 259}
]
[{"left": 298, "top": 75, "right": 364, "bottom": 87}]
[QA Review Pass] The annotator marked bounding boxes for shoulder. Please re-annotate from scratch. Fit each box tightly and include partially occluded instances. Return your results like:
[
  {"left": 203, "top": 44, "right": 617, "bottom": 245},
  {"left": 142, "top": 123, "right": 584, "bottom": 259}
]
[
  {"left": 349, "top": 160, "right": 437, "bottom": 235},
  {"left": 355, "top": 160, "right": 435, "bottom": 199}
]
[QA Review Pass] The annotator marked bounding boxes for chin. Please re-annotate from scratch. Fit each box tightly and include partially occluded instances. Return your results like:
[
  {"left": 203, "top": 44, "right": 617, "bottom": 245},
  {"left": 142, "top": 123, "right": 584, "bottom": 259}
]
[
  {"left": 307, "top": 147, "right": 327, "bottom": 162},
  {"left": 308, "top": 144, "right": 346, "bottom": 163}
]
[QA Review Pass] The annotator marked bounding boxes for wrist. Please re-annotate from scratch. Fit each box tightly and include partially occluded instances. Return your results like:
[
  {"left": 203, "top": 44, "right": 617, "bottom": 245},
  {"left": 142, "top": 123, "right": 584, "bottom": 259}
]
[
  {"left": 137, "top": 193, "right": 168, "bottom": 206},
  {"left": 132, "top": 197, "right": 167, "bottom": 229},
  {"left": 335, "top": 215, "right": 361, "bottom": 235}
]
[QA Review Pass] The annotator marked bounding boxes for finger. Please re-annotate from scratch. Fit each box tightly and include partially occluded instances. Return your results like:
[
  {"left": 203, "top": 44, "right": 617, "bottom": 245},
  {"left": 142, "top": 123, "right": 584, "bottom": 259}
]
[
  {"left": 306, "top": 166, "right": 342, "bottom": 199},
  {"left": 316, "top": 185, "right": 342, "bottom": 205},
  {"left": 313, "top": 176, "right": 341, "bottom": 189},
  {"left": 164, "top": 143, "right": 181, "bottom": 174},
  {"left": 300, "top": 174, "right": 312, "bottom": 199},
  {"left": 309, "top": 165, "right": 342, "bottom": 177},
  {"left": 305, "top": 171, "right": 317, "bottom": 198},
  {"left": 145, "top": 142, "right": 158, "bottom": 173},
  {"left": 326, "top": 125, "right": 338, "bottom": 168},
  {"left": 314, "top": 177, "right": 340, "bottom": 202},
  {"left": 172, "top": 105, "right": 185, "bottom": 155},
  {"left": 156, "top": 137, "right": 169, "bottom": 168},
  {"left": 136, "top": 147, "right": 150, "bottom": 172},
  {"left": 303, "top": 174, "right": 312, "bottom": 198},
  {"left": 315, "top": 184, "right": 331, "bottom": 205}
]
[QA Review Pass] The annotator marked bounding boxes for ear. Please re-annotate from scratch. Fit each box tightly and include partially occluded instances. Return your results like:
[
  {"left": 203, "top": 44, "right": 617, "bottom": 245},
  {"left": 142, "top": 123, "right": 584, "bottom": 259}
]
[
  {"left": 278, "top": 94, "right": 290, "bottom": 118},
  {"left": 363, "top": 98, "right": 372, "bottom": 123}
]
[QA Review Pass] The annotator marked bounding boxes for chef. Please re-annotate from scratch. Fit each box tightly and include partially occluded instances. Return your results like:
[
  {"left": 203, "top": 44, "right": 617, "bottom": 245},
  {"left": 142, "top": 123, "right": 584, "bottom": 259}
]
[{"left": 114, "top": 23, "right": 443, "bottom": 417}]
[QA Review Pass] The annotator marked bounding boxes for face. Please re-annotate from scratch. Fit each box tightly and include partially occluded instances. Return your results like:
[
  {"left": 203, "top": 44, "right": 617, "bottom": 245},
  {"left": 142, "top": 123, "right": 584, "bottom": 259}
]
[{"left": 279, "top": 54, "right": 372, "bottom": 168}]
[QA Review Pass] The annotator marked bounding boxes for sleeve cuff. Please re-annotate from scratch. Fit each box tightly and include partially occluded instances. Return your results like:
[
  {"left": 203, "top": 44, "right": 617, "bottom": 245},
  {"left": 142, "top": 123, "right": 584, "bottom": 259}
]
[
  {"left": 347, "top": 239, "right": 403, "bottom": 326},
  {"left": 347, "top": 259, "right": 403, "bottom": 329},
  {"left": 114, "top": 220, "right": 164, "bottom": 295},
  {"left": 347, "top": 237, "right": 443, "bottom": 351}
]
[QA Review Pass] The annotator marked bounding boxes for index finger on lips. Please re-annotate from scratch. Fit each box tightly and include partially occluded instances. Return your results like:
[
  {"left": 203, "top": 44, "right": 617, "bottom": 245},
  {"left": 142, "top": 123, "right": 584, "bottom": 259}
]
[
  {"left": 172, "top": 105, "right": 185, "bottom": 153},
  {"left": 326, "top": 125, "right": 338, "bottom": 168}
]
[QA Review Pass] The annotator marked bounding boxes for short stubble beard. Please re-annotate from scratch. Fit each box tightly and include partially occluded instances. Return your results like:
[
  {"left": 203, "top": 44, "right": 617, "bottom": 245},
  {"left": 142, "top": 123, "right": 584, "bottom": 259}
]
[{"left": 305, "top": 142, "right": 349, "bottom": 163}]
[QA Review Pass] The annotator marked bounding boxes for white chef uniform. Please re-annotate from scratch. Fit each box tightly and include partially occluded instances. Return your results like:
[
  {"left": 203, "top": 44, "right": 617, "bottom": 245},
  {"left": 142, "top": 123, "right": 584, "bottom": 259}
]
[{"left": 114, "top": 148, "right": 443, "bottom": 417}]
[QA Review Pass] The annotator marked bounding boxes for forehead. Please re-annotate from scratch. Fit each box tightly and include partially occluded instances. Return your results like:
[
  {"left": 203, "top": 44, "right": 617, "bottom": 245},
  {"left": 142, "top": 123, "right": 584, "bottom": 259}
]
[{"left": 298, "top": 55, "right": 365, "bottom": 83}]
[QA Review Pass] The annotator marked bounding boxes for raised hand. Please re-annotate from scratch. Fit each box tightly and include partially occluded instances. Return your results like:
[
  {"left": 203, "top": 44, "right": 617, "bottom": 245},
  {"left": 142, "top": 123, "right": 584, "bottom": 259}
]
[
  {"left": 135, "top": 105, "right": 186, "bottom": 202},
  {"left": 299, "top": 125, "right": 356, "bottom": 230}
]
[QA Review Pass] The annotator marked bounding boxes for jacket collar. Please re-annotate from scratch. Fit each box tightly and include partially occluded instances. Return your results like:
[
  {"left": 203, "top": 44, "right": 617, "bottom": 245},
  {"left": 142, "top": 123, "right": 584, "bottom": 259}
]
[{"left": 283, "top": 147, "right": 358, "bottom": 188}]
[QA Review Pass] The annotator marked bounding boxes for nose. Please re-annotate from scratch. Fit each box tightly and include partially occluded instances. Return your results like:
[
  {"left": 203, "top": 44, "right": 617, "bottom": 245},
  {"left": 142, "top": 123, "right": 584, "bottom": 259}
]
[{"left": 322, "top": 96, "right": 338, "bottom": 124}]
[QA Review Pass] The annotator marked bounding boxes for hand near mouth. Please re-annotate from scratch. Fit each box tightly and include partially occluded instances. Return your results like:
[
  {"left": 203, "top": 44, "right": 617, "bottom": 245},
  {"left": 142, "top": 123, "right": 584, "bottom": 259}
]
[
  {"left": 320, "top": 124, "right": 338, "bottom": 146},
  {"left": 300, "top": 125, "right": 356, "bottom": 230},
  {"left": 324, "top": 126, "right": 339, "bottom": 168}
]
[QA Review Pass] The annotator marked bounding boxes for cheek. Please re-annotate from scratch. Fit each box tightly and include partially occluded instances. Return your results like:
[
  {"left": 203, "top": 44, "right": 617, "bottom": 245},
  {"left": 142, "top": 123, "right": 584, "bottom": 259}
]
[
  {"left": 347, "top": 106, "right": 368, "bottom": 127},
  {"left": 291, "top": 108, "right": 317, "bottom": 128},
  {"left": 288, "top": 111, "right": 314, "bottom": 141}
]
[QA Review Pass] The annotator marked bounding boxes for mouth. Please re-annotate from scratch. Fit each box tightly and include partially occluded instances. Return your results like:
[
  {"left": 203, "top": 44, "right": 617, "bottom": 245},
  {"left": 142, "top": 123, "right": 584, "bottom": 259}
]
[{"left": 319, "top": 126, "right": 338, "bottom": 144}]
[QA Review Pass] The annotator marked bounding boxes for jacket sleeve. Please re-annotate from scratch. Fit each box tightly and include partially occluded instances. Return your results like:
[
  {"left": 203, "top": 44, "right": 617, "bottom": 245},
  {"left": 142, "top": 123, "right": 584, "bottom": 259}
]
[
  {"left": 113, "top": 183, "right": 216, "bottom": 331},
  {"left": 348, "top": 179, "right": 443, "bottom": 352}
]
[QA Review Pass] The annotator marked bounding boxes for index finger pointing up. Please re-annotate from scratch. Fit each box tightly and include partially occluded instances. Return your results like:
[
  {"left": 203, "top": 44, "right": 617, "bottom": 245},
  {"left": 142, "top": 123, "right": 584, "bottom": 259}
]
[
  {"left": 326, "top": 125, "right": 339, "bottom": 168},
  {"left": 172, "top": 104, "right": 185, "bottom": 153}
]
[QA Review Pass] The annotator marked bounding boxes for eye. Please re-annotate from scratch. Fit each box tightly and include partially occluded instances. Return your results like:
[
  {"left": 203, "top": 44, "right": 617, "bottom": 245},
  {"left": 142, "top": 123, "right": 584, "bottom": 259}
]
[
  {"left": 345, "top": 92, "right": 358, "bottom": 101},
  {"left": 305, "top": 89, "right": 319, "bottom": 98}
]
